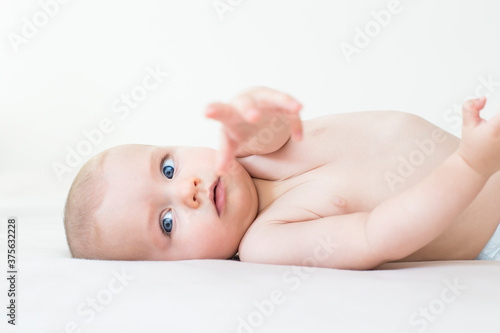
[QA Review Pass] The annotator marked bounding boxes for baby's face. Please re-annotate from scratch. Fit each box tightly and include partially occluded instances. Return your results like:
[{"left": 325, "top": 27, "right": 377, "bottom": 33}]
[{"left": 94, "top": 144, "right": 258, "bottom": 260}]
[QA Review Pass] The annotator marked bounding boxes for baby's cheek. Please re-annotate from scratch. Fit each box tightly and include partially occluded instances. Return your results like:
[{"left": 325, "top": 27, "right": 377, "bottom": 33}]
[{"left": 192, "top": 222, "right": 238, "bottom": 259}]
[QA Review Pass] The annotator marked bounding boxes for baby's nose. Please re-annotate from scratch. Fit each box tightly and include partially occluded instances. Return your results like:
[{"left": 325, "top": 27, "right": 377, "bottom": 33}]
[{"left": 180, "top": 177, "right": 201, "bottom": 209}]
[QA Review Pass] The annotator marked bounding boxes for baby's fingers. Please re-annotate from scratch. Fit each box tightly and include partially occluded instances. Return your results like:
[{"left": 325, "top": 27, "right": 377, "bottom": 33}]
[
  {"left": 228, "top": 94, "right": 262, "bottom": 124},
  {"left": 216, "top": 132, "right": 239, "bottom": 174},
  {"left": 205, "top": 102, "right": 258, "bottom": 125},
  {"left": 288, "top": 113, "right": 303, "bottom": 141},
  {"left": 489, "top": 113, "right": 500, "bottom": 138},
  {"left": 232, "top": 87, "right": 302, "bottom": 116},
  {"left": 205, "top": 103, "right": 235, "bottom": 122},
  {"left": 251, "top": 87, "right": 302, "bottom": 113},
  {"left": 251, "top": 88, "right": 303, "bottom": 140},
  {"left": 462, "top": 96, "right": 486, "bottom": 128}
]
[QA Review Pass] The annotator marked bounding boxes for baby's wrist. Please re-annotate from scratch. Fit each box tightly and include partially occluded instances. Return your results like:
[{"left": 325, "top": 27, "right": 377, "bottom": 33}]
[{"left": 454, "top": 150, "right": 492, "bottom": 182}]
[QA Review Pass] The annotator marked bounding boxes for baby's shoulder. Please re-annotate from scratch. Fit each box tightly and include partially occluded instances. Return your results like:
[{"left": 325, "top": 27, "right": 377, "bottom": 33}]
[
  {"left": 298, "top": 110, "right": 429, "bottom": 136},
  {"left": 322, "top": 109, "right": 429, "bottom": 126}
]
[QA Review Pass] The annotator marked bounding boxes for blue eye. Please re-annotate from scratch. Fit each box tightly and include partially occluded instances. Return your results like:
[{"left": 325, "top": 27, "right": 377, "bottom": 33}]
[
  {"left": 161, "top": 211, "right": 174, "bottom": 235},
  {"left": 162, "top": 157, "right": 175, "bottom": 179}
]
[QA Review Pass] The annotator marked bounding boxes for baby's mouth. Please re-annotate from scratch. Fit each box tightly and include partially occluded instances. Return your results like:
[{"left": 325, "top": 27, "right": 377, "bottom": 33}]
[
  {"left": 215, "top": 177, "right": 225, "bottom": 216},
  {"left": 210, "top": 177, "right": 219, "bottom": 216},
  {"left": 210, "top": 177, "right": 225, "bottom": 217},
  {"left": 213, "top": 184, "right": 217, "bottom": 205}
]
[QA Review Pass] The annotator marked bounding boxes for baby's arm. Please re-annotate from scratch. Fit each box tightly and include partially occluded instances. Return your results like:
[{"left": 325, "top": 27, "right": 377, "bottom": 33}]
[
  {"left": 369, "top": 96, "right": 498, "bottom": 260},
  {"left": 240, "top": 97, "right": 500, "bottom": 269}
]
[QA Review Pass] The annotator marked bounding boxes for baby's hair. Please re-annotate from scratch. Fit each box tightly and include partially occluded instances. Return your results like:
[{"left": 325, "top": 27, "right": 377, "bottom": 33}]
[{"left": 63, "top": 150, "right": 109, "bottom": 259}]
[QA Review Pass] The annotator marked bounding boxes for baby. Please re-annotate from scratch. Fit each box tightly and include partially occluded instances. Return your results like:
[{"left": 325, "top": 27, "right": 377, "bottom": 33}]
[{"left": 64, "top": 86, "right": 500, "bottom": 270}]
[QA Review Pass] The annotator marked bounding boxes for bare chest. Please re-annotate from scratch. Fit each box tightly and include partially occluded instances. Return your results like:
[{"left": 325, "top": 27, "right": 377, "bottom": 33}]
[
  {"left": 251, "top": 170, "right": 352, "bottom": 224},
  {"left": 238, "top": 112, "right": 457, "bottom": 222}
]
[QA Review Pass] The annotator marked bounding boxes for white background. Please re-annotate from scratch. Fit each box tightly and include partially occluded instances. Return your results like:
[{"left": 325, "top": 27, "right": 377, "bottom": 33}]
[{"left": 1, "top": 0, "right": 500, "bottom": 244}]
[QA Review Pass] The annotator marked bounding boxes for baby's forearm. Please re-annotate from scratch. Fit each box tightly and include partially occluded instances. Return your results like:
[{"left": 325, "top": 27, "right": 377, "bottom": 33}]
[{"left": 366, "top": 151, "right": 488, "bottom": 261}]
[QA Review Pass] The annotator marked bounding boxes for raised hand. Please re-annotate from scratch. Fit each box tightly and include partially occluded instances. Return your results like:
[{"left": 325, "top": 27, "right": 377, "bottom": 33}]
[
  {"left": 204, "top": 86, "right": 303, "bottom": 174},
  {"left": 457, "top": 96, "right": 500, "bottom": 178}
]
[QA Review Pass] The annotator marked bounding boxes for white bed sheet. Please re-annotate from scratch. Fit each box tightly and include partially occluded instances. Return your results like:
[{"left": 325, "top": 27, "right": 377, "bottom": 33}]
[{"left": 7, "top": 258, "right": 500, "bottom": 333}]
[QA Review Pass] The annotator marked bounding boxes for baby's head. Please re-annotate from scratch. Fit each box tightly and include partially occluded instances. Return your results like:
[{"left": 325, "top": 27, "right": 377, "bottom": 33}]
[{"left": 64, "top": 144, "right": 258, "bottom": 261}]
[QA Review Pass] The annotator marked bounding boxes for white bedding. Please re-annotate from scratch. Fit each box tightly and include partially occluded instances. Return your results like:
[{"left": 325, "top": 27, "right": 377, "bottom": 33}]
[
  {"left": 1, "top": 216, "right": 499, "bottom": 333},
  {"left": 9, "top": 257, "right": 500, "bottom": 332}
]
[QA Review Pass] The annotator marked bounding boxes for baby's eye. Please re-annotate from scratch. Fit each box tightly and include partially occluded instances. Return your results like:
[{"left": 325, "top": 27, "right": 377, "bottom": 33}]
[
  {"left": 161, "top": 211, "right": 174, "bottom": 235},
  {"left": 162, "top": 157, "right": 175, "bottom": 179}
]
